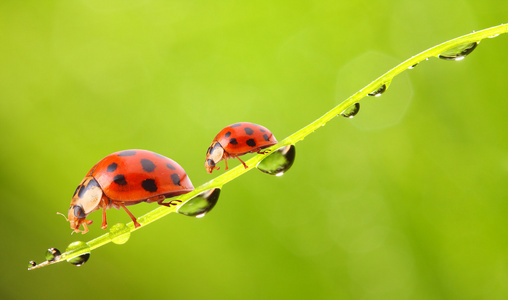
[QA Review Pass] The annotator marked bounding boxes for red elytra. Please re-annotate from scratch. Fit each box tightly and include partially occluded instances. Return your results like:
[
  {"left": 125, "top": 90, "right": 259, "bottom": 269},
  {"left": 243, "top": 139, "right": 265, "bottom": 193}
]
[
  {"left": 63, "top": 149, "right": 194, "bottom": 234},
  {"left": 205, "top": 122, "right": 278, "bottom": 174}
]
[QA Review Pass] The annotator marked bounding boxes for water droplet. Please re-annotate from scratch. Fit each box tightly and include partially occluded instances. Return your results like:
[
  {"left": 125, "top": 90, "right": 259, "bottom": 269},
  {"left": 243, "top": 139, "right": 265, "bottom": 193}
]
[
  {"left": 65, "top": 241, "right": 91, "bottom": 267},
  {"left": 178, "top": 188, "right": 220, "bottom": 217},
  {"left": 368, "top": 81, "right": 391, "bottom": 97},
  {"left": 45, "top": 248, "right": 61, "bottom": 262},
  {"left": 408, "top": 63, "right": 418, "bottom": 69},
  {"left": 257, "top": 145, "right": 296, "bottom": 176},
  {"left": 68, "top": 253, "right": 90, "bottom": 266},
  {"left": 340, "top": 103, "right": 360, "bottom": 118},
  {"left": 109, "top": 223, "right": 131, "bottom": 245},
  {"left": 28, "top": 261, "right": 36, "bottom": 268},
  {"left": 438, "top": 42, "right": 478, "bottom": 61}
]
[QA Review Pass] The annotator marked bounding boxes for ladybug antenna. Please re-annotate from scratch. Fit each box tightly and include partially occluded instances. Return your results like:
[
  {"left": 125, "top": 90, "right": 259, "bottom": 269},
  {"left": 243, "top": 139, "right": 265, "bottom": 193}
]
[{"left": 56, "top": 212, "right": 68, "bottom": 222}]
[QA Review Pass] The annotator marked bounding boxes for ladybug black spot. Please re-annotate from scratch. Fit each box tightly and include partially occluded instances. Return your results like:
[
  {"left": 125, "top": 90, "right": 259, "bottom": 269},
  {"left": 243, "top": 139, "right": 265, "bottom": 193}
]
[
  {"left": 259, "top": 128, "right": 266, "bottom": 133},
  {"left": 118, "top": 150, "right": 137, "bottom": 157},
  {"left": 230, "top": 138, "right": 238, "bottom": 145},
  {"left": 87, "top": 178, "right": 100, "bottom": 188},
  {"left": 212, "top": 142, "right": 222, "bottom": 151},
  {"left": 141, "top": 159, "right": 156, "bottom": 172},
  {"left": 263, "top": 134, "right": 270, "bottom": 141},
  {"left": 107, "top": 163, "right": 118, "bottom": 172},
  {"left": 141, "top": 179, "right": 158, "bottom": 192},
  {"left": 166, "top": 163, "right": 176, "bottom": 170},
  {"left": 246, "top": 139, "right": 256, "bottom": 147},
  {"left": 230, "top": 123, "right": 241, "bottom": 127},
  {"left": 113, "top": 174, "right": 128, "bottom": 186},
  {"left": 77, "top": 179, "right": 100, "bottom": 198},
  {"left": 73, "top": 184, "right": 82, "bottom": 197},
  {"left": 225, "top": 131, "right": 231, "bottom": 138},
  {"left": 153, "top": 152, "right": 166, "bottom": 158},
  {"left": 77, "top": 184, "right": 86, "bottom": 198},
  {"left": 244, "top": 127, "right": 254, "bottom": 135},
  {"left": 171, "top": 173, "right": 181, "bottom": 186}
]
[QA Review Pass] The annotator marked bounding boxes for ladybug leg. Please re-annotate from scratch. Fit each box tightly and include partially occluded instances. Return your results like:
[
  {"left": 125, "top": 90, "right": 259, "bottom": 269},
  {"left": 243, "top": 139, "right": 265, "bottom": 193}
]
[
  {"left": 148, "top": 195, "right": 181, "bottom": 207},
  {"left": 79, "top": 223, "right": 89, "bottom": 234},
  {"left": 224, "top": 158, "right": 229, "bottom": 170},
  {"left": 146, "top": 195, "right": 165, "bottom": 203},
  {"left": 100, "top": 196, "right": 109, "bottom": 229},
  {"left": 236, "top": 156, "right": 248, "bottom": 169},
  {"left": 78, "top": 219, "right": 93, "bottom": 234},
  {"left": 257, "top": 145, "right": 274, "bottom": 155},
  {"left": 101, "top": 205, "right": 107, "bottom": 229},
  {"left": 118, "top": 203, "right": 141, "bottom": 228},
  {"left": 157, "top": 199, "right": 183, "bottom": 207}
]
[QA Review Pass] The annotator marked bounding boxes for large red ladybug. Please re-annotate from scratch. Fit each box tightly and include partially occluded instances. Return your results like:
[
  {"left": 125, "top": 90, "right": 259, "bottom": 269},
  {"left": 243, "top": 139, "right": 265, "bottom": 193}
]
[
  {"left": 63, "top": 149, "right": 194, "bottom": 234},
  {"left": 205, "top": 122, "right": 278, "bottom": 174}
]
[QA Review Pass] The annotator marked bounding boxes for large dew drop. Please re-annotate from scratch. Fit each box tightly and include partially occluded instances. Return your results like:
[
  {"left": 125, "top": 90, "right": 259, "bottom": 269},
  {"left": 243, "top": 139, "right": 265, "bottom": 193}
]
[
  {"left": 109, "top": 223, "right": 131, "bottom": 245},
  {"left": 257, "top": 145, "right": 296, "bottom": 176},
  {"left": 68, "top": 253, "right": 90, "bottom": 267},
  {"left": 65, "top": 241, "right": 91, "bottom": 267},
  {"left": 340, "top": 103, "right": 360, "bottom": 118},
  {"left": 178, "top": 188, "right": 220, "bottom": 218},
  {"left": 438, "top": 42, "right": 478, "bottom": 61}
]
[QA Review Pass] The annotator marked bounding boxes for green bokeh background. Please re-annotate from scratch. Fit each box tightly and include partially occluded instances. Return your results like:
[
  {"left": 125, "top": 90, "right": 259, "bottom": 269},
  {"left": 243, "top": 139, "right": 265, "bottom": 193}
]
[{"left": 2, "top": 1, "right": 508, "bottom": 299}]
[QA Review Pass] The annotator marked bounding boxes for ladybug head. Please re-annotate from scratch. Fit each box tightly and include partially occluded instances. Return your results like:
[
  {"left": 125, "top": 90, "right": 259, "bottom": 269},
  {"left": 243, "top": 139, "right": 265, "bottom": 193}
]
[
  {"left": 66, "top": 177, "right": 104, "bottom": 234},
  {"left": 67, "top": 205, "right": 93, "bottom": 234},
  {"left": 205, "top": 142, "right": 225, "bottom": 174}
]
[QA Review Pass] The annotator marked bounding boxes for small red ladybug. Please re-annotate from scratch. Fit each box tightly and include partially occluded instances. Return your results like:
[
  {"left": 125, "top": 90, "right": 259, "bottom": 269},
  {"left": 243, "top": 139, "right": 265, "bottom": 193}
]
[
  {"left": 205, "top": 122, "right": 278, "bottom": 174},
  {"left": 61, "top": 149, "right": 194, "bottom": 234}
]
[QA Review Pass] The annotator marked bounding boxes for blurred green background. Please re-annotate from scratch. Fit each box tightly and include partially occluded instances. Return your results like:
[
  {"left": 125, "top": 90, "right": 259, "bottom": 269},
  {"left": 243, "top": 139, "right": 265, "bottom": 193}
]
[{"left": 2, "top": 1, "right": 508, "bottom": 299}]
